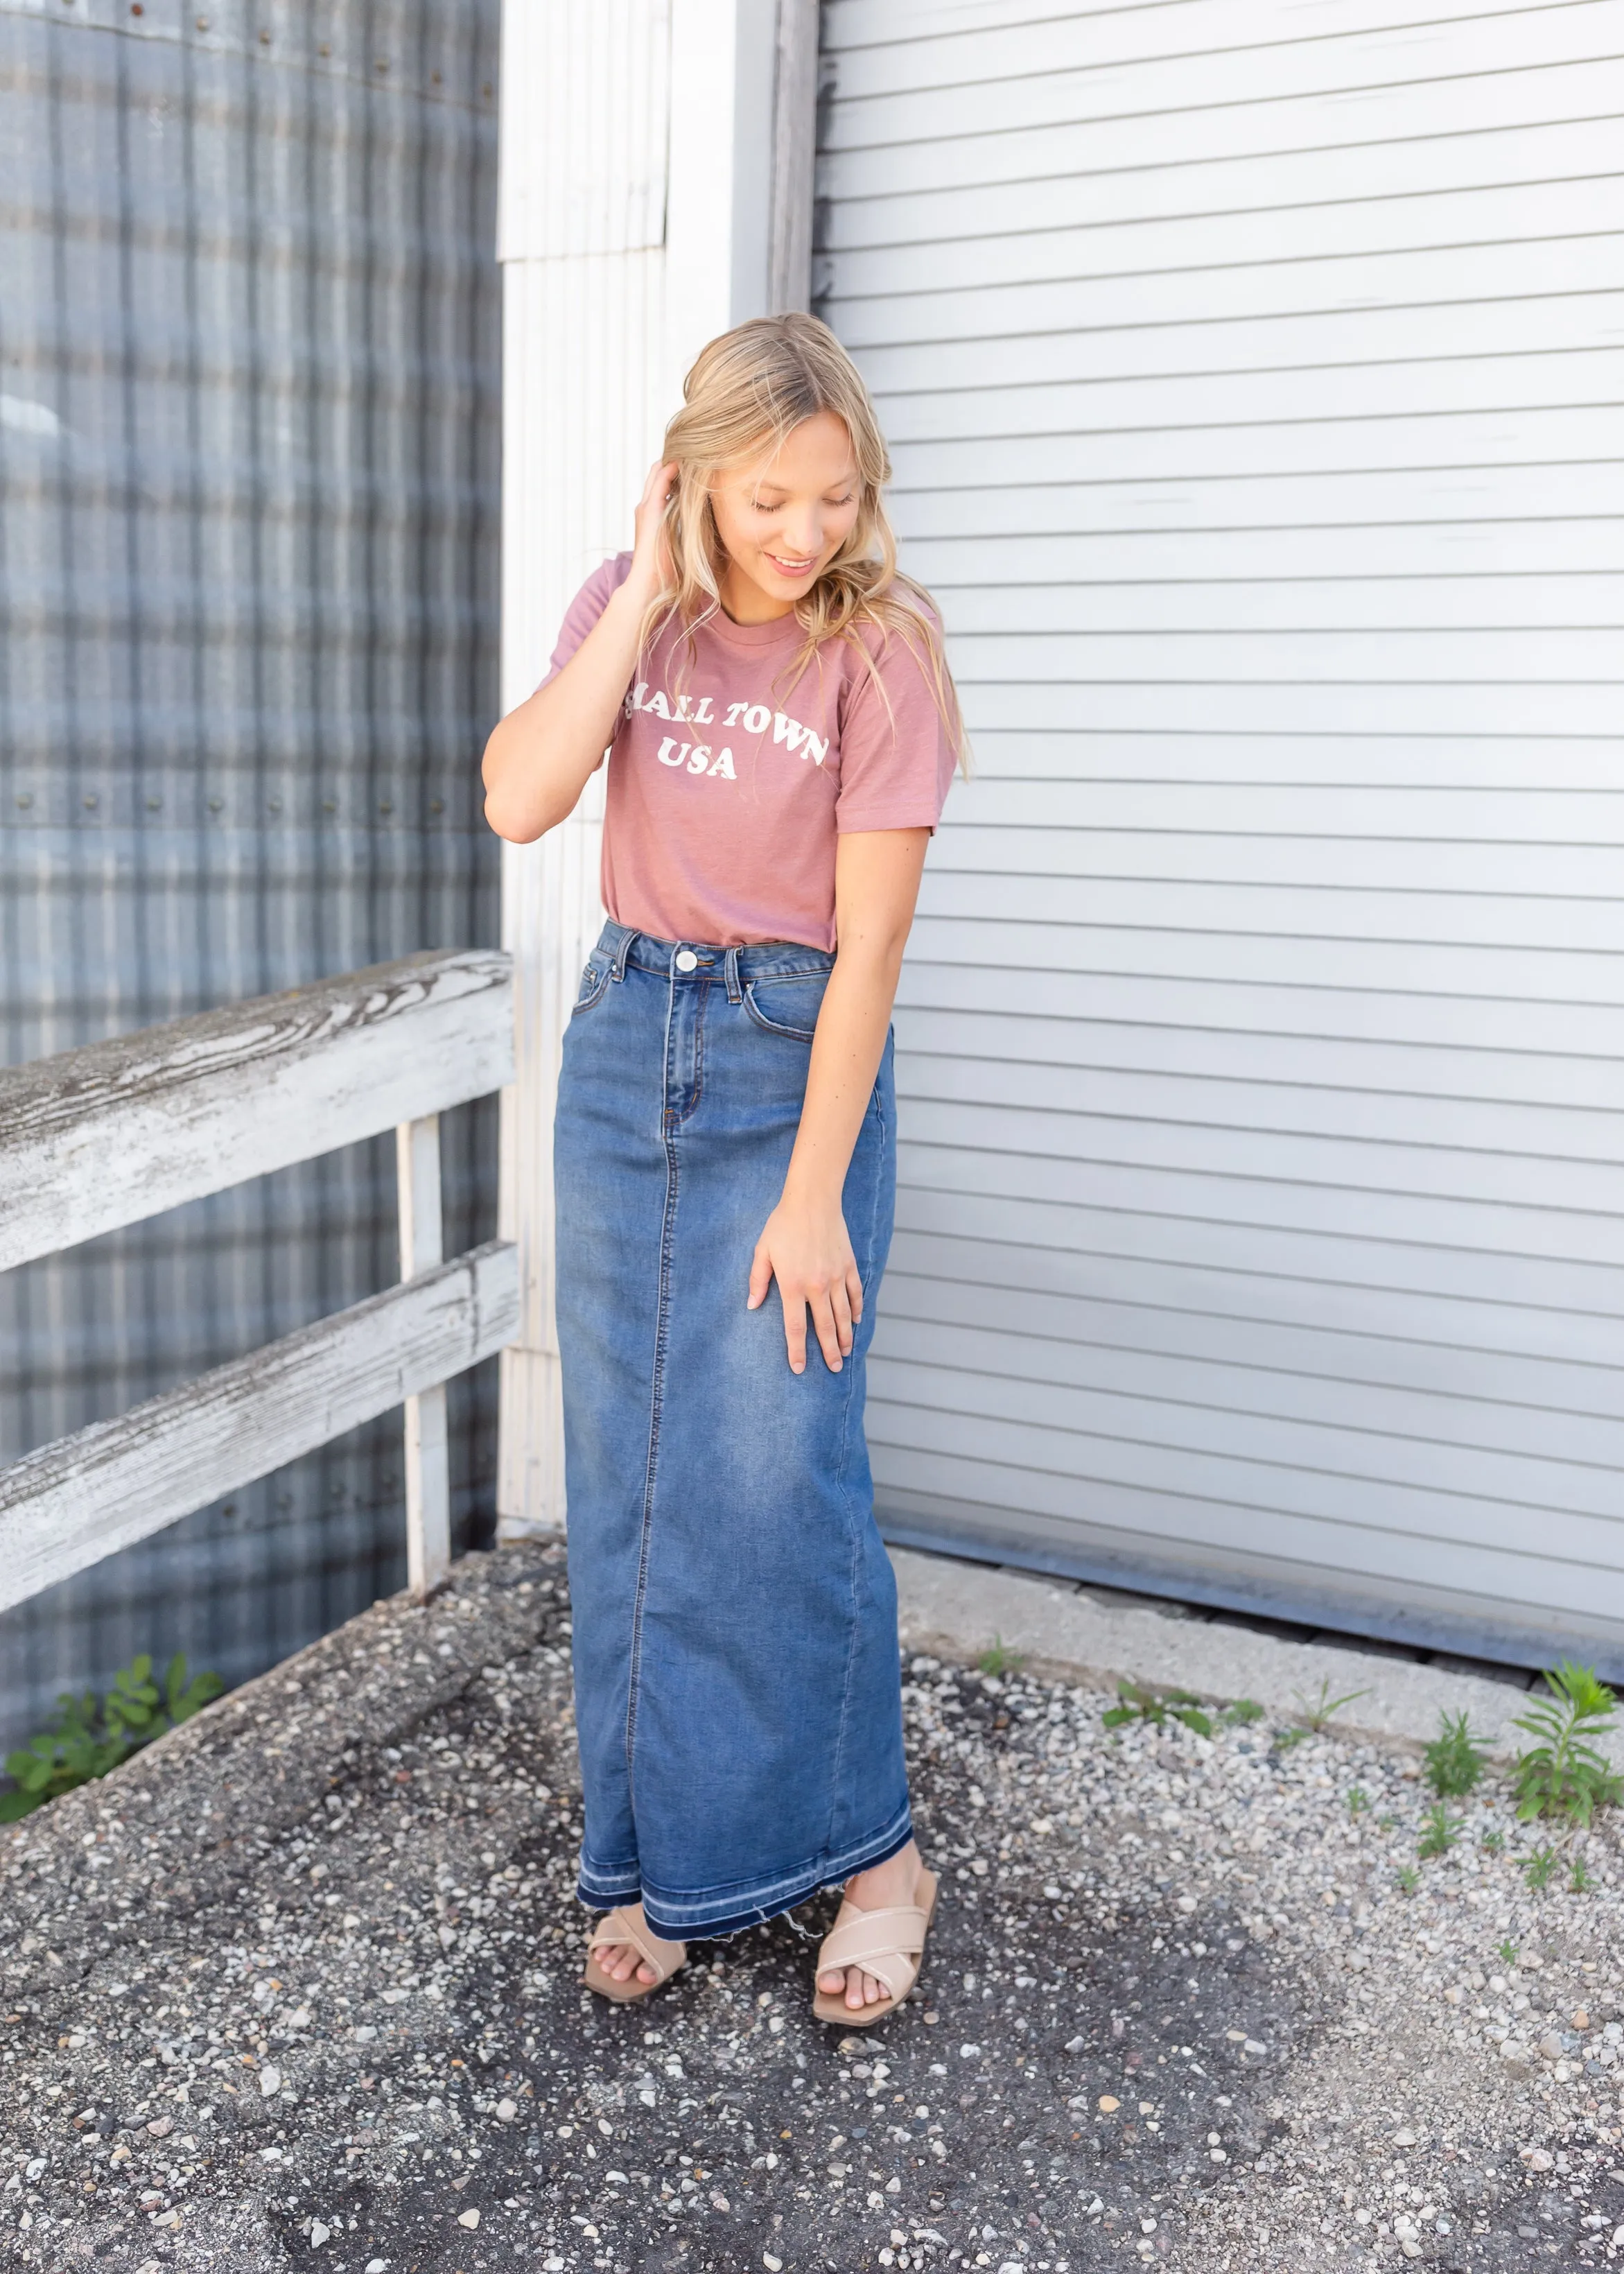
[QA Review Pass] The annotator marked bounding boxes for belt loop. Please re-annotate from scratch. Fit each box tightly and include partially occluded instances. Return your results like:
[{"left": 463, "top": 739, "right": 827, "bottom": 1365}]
[
  {"left": 724, "top": 944, "right": 742, "bottom": 1005},
  {"left": 610, "top": 927, "right": 635, "bottom": 982}
]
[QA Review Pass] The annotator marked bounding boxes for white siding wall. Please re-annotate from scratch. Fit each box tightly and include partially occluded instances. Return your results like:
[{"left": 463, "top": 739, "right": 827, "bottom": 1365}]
[{"left": 819, "top": 0, "right": 1624, "bottom": 1665}]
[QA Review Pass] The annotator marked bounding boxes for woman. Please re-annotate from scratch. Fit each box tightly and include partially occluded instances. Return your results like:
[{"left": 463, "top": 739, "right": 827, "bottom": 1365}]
[{"left": 482, "top": 314, "right": 964, "bottom": 2024}]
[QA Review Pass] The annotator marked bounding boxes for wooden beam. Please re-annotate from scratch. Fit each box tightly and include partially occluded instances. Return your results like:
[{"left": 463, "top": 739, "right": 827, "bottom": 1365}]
[
  {"left": 397, "top": 1115, "right": 451, "bottom": 1600},
  {"left": 0, "top": 950, "right": 514, "bottom": 1275},
  {"left": 0, "top": 1242, "right": 520, "bottom": 1615}
]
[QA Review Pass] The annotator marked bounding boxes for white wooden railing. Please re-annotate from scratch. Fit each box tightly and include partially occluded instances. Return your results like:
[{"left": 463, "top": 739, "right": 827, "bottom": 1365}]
[{"left": 0, "top": 951, "right": 520, "bottom": 1614}]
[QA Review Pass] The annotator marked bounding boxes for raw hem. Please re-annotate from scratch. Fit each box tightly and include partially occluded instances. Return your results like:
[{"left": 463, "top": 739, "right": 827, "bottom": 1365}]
[
  {"left": 632, "top": 1800, "right": 915, "bottom": 1941},
  {"left": 577, "top": 1857, "right": 643, "bottom": 1908}
]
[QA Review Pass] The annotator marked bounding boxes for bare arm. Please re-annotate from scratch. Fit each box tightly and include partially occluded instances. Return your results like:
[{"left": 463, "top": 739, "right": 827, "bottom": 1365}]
[
  {"left": 481, "top": 462, "right": 676, "bottom": 844},
  {"left": 747, "top": 826, "right": 930, "bottom": 1373}
]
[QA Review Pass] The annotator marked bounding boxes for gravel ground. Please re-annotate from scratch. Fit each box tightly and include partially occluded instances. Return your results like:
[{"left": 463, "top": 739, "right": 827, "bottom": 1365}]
[{"left": 4, "top": 1539, "right": 1624, "bottom": 2273}]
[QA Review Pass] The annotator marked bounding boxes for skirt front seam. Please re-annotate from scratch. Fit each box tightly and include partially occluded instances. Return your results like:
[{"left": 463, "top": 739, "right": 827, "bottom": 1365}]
[{"left": 622, "top": 968, "right": 681, "bottom": 1794}]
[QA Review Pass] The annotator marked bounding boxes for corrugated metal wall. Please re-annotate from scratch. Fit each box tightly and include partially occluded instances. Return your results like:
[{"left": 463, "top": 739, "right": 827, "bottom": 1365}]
[
  {"left": 0, "top": 0, "right": 502, "bottom": 1754},
  {"left": 819, "top": 0, "right": 1624, "bottom": 1672}
]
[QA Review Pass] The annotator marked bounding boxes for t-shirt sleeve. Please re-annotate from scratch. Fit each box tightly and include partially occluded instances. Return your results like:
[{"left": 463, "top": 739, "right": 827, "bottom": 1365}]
[
  {"left": 539, "top": 551, "right": 634, "bottom": 688},
  {"left": 832, "top": 620, "right": 959, "bottom": 834}
]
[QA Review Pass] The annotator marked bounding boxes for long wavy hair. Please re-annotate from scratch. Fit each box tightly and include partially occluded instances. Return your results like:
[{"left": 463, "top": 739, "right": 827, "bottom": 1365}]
[{"left": 641, "top": 313, "right": 968, "bottom": 772}]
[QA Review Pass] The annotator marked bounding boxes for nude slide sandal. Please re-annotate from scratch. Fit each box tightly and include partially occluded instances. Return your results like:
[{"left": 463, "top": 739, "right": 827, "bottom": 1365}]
[
  {"left": 812, "top": 1866, "right": 939, "bottom": 2027},
  {"left": 582, "top": 1904, "right": 688, "bottom": 2003}
]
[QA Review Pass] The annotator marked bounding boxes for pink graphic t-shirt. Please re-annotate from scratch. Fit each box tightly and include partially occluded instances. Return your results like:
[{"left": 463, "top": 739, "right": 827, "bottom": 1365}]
[{"left": 543, "top": 553, "right": 957, "bottom": 951}]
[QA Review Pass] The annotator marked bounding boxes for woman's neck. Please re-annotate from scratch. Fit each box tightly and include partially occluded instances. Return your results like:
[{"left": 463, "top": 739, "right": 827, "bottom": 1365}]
[{"left": 717, "top": 561, "right": 797, "bottom": 626}]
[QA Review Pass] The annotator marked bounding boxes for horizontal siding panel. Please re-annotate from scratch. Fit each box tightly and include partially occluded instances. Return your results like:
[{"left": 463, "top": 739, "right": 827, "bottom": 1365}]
[
  {"left": 823, "top": 121, "right": 1624, "bottom": 250},
  {"left": 945, "top": 628, "right": 1616, "bottom": 682},
  {"left": 954, "top": 682, "right": 1621, "bottom": 734},
  {"left": 891, "top": 1045, "right": 1619, "bottom": 1173},
  {"left": 868, "top": 1347, "right": 1624, "bottom": 1518},
  {"left": 849, "top": 292, "right": 1624, "bottom": 394},
  {"left": 864, "top": 1408, "right": 1624, "bottom": 1595},
  {"left": 932, "top": 577, "right": 1624, "bottom": 635},
  {"left": 892, "top": 459, "right": 1624, "bottom": 528},
  {"left": 928, "top": 824, "right": 1624, "bottom": 896},
  {"left": 955, "top": 732, "right": 1624, "bottom": 789},
  {"left": 887, "top": 404, "right": 1624, "bottom": 486},
  {"left": 895, "top": 1003, "right": 1624, "bottom": 1111},
  {"left": 878, "top": 1265, "right": 1624, "bottom": 1424},
  {"left": 918, "top": 522, "right": 1624, "bottom": 578},
  {"left": 889, "top": 1189, "right": 1624, "bottom": 1349},
  {"left": 866, "top": 1440, "right": 1624, "bottom": 1623},
  {"left": 831, "top": 235, "right": 1623, "bottom": 343},
  {"left": 819, "top": 57, "right": 1624, "bottom": 193},
  {"left": 908, "top": 910, "right": 1624, "bottom": 1004},
  {"left": 875, "top": 349, "right": 1624, "bottom": 442},
  {"left": 896, "top": 1130, "right": 1624, "bottom": 1267},
  {"left": 894, "top": 965, "right": 1624, "bottom": 1061},
  {"left": 942, "top": 779, "right": 1624, "bottom": 838},
  {"left": 821, "top": 8, "right": 1624, "bottom": 149},
  {"left": 825, "top": 0, "right": 1602, "bottom": 73}
]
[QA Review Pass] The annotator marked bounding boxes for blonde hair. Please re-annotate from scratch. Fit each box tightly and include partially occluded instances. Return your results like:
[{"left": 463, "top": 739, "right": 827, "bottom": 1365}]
[{"left": 641, "top": 313, "right": 968, "bottom": 772}]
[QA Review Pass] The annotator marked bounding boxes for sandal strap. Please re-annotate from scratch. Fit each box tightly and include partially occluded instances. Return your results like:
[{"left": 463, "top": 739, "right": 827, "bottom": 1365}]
[
  {"left": 817, "top": 1901, "right": 929, "bottom": 1993},
  {"left": 587, "top": 1907, "right": 685, "bottom": 1984}
]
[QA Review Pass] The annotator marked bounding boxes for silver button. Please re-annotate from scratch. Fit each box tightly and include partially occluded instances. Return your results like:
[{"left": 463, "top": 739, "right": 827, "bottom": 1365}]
[{"left": 674, "top": 948, "right": 698, "bottom": 973}]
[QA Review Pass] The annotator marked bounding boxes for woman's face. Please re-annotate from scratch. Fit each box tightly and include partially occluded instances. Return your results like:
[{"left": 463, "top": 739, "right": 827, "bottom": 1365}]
[{"left": 708, "top": 410, "right": 862, "bottom": 621}]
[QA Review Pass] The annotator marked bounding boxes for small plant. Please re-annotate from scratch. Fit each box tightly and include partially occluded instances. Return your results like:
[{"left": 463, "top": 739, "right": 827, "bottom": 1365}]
[
  {"left": 1290, "top": 1678, "right": 1372, "bottom": 1735},
  {"left": 1424, "top": 1710, "right": 1489, "bottom": 1799},
  {"left": 1377, "top": 1813, "right": 1396, "bottom": 1832},
  {"left": 1395, "top": 1864, "right": 1420, "bottom": 1894},
  {"left": 1102, "top": 1681, "right": 1214, "bottom": 1739},
  {"left": 1512, "top": 1663, "right": 1623, "bottom": 1827},
  {"left": 977, "top": 1635, "right": 1027, "bottom": 1678},
  {"left": 1569, "top": 1855, "right": 1596, "bottom": 1895},
  {"left": 1523, "top": 1848, "right": 1558, "bottom": 1891},
  {"left": 1347, "top": 1786, "right": 1370, "bottom": 1814},
  {"left": 1496, "top": 1938, "right": 1519, "bottom": 1967},
  {"left": 1273, "top": 1727, "right": 1309, "bottom": 1754},
  {"left": 1417, "top": 1803, "right": 1464, "bottom": 1860},
  {"left": 1482, "top": 1830, "right": 1505, "bottom": 1855},
  {"left": 1221, "top": 1698, "right": 1264, "bottom": 1728},
  {"left": 0, "top": 1654, "right": 222, "bottom": 1821}
]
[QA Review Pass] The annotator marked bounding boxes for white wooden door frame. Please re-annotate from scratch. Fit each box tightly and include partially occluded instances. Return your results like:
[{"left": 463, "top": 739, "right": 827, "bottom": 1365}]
[{"left": 494, "top": 0, "right": 819, "bottom": 1536}]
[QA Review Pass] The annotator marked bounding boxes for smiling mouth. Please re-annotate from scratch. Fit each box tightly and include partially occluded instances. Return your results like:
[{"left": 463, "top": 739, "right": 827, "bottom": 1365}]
[{"left": 764, "top": 551, "right": 818, "bottom": 577}]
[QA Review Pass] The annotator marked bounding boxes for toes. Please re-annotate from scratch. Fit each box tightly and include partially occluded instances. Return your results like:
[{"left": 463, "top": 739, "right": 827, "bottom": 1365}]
[
  {"left": 637, "top": 1962, "right": 657, "bottom": 1984},
  {"left": 864, "top": 1971, "right": 883, "bottom": 2006}
]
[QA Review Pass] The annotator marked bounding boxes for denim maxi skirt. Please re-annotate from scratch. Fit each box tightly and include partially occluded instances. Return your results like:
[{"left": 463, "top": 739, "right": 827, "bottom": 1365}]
[{"left": 553, "top": 921, "right": 912, "bottom": 1941}]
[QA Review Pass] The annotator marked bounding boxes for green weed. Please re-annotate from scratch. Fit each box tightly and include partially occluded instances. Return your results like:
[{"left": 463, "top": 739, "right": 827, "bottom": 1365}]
[
  {"left": 1417, "top": 1803, "right": 1464, "bottom": 1860},
  {"left": 1570, "top": 1855, "right": 1596, "bottom": 1895},
  {"left": 1347, "top": 1787, "right": 1370, "bottom": 1815},
  {"left": 977, "top": 1635, "right": 1027, "bottom": 1678},
  {"left": 1481, "top": 1830, "right": 1505, "bottom": 1855},
  {"left": 1102, "top": 1681, "right": 1214, "bottom": 1739},
  {"left": 1523, "top": 1848, "right": 1558, "bottom": 1891},
  {"left": 1495, "top": 1938, "right": 1519, "bottom": 1968},
  {"left": 1395, "top": 1864, "right": 1420, "bottom": 1894},
  {"left": 1289, "top": 1678, "right": 1372, "bottom": 1734},
  {"left": 1512, "top": 1662, "right": 1623, "bottom": 1828},
  {"left": 1, "top": 1654, "right": 222, "bottom": 1821},
  {"left": 1424, "top": 1710, "right": 1489, "bottom": 1799},
  {"left": 1221, "top": 1699, "right": 1264, "bottom": 1728}
]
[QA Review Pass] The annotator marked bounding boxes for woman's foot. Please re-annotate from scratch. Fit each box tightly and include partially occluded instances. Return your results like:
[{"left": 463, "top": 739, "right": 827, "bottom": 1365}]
[
  {"left": 817, "top": 1839, "right": 925, "bottom": 2012},
  {"left": 582, "top": 1903, "right": 688, "bottom": 2003}
]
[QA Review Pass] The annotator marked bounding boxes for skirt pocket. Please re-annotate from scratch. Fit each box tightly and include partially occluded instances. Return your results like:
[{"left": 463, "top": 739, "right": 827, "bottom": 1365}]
[{"left": 742, "top": 972, "right": 828, "bottom": 1042}]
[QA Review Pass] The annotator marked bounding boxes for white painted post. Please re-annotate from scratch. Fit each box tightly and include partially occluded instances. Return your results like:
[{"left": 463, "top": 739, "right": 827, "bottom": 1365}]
[
  {"left": 492, "top": 0, "right": 819, "bottom": 1539},
  {"left": 397, "top": 1114, "right": 451, "bottom": 1599}
]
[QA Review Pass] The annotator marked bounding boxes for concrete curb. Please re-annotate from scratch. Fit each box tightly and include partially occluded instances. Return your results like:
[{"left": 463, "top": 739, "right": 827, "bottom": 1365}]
[{"left": 889, "top": 1545, "right": 1616, "bottom": 1764}]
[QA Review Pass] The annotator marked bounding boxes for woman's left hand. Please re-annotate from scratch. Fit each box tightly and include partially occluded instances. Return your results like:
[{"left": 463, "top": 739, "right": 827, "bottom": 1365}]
[{"left": 748, "top": 1191, "right": 864, "bottom": 1375}]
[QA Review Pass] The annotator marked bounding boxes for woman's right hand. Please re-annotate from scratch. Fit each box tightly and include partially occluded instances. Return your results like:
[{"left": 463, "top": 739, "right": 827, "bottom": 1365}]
[{"left": 627, "top": 459, "right": 678, "bottom": 605}]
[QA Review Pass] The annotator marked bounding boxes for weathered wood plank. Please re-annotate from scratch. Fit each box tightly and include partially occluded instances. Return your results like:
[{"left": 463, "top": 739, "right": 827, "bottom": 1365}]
[
  {"left": 397, "top": 1115, "right": 451, "bottom": 1601},
  {"left": 0, "top": 1241, "right": 521, "bottom": 1615},
  {"left": 0, "top": 951, "right": 515, "bottom": 1274}
]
